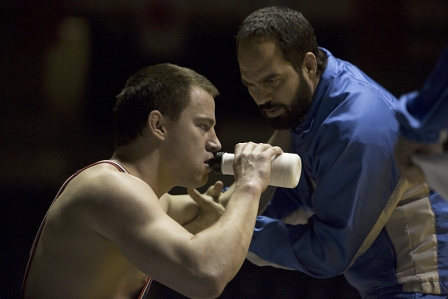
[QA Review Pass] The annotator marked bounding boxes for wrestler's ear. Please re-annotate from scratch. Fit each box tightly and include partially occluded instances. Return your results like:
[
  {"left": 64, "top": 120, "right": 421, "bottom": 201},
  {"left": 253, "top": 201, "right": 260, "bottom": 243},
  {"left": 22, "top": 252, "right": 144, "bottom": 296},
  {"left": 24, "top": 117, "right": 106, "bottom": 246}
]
[
  {"left": 148, "top": 110, "right": 166, "bottom": 140},
  {"left": 302, "top": 52, "right": 317, "bottom": 78}
]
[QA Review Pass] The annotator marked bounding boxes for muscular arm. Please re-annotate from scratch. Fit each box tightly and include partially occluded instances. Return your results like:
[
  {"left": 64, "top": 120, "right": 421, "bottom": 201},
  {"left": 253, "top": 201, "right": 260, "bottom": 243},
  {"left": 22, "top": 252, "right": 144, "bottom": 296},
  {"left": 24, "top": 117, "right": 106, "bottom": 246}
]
[
  {"left": 88, "top": 143, "right": 282, "bottom": 299},
  {"left": 159, "top": 193, "right": 200, "bottom": 226},
  {"left": 160, "top": 183, "right": 225, "bottom": 234}
]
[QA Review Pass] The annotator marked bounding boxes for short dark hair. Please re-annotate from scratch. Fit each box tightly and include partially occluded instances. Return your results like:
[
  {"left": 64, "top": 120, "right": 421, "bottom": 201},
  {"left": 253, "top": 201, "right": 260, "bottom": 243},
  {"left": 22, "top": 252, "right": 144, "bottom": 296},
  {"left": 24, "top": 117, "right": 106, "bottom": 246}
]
[
  {"left": 236, "top": 6, "right": 327, "bottom": 75},
  {"left": 113, "top": 63, "right": 219, "bottom": 147}
]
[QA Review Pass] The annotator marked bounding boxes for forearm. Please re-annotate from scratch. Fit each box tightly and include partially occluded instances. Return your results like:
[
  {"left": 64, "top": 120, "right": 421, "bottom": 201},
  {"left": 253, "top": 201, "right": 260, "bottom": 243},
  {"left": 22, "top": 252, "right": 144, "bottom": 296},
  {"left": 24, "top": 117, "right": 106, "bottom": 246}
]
[
  {"left": 191, "top": 183, "right": 261, "bottom": 280},
  {"left": 179, "top": 142, "right": 282, "bottom": 285},
  {"left": 219, "top": 182, "right": 275, "bottom": 215},
  {"left": 219, "top": 184, "right": 234, "bottom": 207},
  {"left": 160, "top": 193, "right": 200, "bottom": 226},
  {"left": 124, "top": 186, "right": 261, "bottom": 299}
]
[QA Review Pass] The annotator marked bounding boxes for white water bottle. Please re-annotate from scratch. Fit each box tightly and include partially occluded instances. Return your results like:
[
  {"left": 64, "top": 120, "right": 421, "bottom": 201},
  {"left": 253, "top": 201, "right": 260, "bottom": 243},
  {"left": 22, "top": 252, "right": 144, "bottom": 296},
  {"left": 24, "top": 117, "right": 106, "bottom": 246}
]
[{"left": 212, "top": 152, "right": 301, "bottom": 188}]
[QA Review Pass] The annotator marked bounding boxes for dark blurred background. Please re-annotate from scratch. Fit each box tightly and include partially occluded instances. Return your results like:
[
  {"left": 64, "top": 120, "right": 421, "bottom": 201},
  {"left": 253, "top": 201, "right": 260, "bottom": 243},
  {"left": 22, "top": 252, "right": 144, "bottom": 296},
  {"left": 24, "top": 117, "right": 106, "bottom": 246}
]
[{"left": 1, "top": 0, "right": 447, "bottom": 298}]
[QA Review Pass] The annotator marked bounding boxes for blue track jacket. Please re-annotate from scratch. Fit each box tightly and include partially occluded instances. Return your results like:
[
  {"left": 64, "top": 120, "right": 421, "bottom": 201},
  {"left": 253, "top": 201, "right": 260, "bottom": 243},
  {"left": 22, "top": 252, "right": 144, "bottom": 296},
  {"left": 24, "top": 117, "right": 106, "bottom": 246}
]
[{"left": 248, "top": 48, "right": 448, "bottom": 299}]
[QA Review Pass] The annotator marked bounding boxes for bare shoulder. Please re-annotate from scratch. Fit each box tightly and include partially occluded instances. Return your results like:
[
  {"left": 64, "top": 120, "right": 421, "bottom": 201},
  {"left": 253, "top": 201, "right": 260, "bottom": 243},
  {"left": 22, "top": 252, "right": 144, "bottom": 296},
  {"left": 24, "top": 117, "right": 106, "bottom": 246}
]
[
  {"left": 53, "top": 163, "right": 163, "bottom": 238},
  {"left": 73, "top": 163, "right": 154, "bottom": 200}
]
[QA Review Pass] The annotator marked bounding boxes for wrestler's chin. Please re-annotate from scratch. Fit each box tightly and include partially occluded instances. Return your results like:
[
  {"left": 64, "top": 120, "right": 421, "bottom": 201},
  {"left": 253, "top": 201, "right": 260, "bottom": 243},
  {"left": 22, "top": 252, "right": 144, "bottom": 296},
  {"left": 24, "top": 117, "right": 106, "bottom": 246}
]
[
  {"left": 186, "top": 173, "right": 209, "bottom": 190},
  {"left": 197, "top": 174, "right": 209, "bottom": 188}
]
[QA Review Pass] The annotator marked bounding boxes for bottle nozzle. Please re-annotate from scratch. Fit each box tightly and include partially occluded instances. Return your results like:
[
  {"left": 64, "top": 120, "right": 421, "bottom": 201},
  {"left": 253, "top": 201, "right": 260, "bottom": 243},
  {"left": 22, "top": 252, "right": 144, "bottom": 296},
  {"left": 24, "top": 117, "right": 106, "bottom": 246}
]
[{"left": 212, "top": 152, "right": 225, "bottom": 174}]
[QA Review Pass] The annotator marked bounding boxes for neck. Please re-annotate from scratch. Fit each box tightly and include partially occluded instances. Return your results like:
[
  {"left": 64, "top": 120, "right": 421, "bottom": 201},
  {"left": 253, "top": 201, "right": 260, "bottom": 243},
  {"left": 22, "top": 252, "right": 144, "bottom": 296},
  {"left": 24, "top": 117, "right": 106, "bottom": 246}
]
[{"left": 111, "top": 144, "right": 172, "bottom": 198}]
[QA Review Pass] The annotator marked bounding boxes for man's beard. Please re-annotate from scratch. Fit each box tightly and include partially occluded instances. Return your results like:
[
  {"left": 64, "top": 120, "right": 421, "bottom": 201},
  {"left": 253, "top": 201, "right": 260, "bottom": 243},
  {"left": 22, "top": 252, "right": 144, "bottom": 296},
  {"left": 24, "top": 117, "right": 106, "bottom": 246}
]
[{"left": 259, "top": 74, "right": 313, "bottom": 130}]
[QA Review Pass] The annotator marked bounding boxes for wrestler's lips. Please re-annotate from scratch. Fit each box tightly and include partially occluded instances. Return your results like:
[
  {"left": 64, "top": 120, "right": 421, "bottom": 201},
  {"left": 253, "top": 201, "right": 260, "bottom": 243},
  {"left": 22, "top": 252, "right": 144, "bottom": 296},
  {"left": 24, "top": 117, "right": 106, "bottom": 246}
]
[{"left": 204, "top": 157, "right": 215, "bottom": 169}]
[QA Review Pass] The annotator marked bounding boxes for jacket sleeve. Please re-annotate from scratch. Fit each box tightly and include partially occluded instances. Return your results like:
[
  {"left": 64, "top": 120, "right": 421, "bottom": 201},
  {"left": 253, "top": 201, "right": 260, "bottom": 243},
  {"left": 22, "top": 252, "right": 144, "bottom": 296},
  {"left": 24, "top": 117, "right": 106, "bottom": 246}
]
[
  {"left": 395, "top": 45, "right": 448, "bottom": 143},
  {"left": 249, "top": 85, "right": 401, "bottom": 278}
]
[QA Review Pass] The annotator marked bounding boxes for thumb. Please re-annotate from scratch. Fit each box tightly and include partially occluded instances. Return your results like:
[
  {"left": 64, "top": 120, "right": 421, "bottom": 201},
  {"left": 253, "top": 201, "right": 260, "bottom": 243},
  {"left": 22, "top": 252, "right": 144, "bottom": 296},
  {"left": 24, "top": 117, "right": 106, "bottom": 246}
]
[
  {"left": 206, "top": 181, "right": 224, "bottom": 198},
  {"left": 187, "top": 188, "right": 209, "bottom": 206}
]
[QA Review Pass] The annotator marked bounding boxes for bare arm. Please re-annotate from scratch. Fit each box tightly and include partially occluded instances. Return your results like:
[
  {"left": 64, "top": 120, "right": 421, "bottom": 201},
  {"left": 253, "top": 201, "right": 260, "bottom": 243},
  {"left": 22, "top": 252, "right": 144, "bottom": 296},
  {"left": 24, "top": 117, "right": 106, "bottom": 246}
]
[
  {"left": 182, "top": 186, "right": 225, "bottom": 234},
  {"left": 88, "top": 143, "right": 282, "bottom": 299},
  {"left": 159, "top": 193, "right": 200, "bottom": 226},
  {"left": 160, "top": 182, "right": 225, "bottom": 234}
]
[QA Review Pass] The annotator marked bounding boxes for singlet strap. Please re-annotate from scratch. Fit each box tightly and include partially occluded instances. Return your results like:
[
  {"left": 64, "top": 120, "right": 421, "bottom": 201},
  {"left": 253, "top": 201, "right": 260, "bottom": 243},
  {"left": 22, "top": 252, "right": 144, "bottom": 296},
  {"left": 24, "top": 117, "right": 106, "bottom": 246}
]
[
  {"left": 53, "top": 160, "right": 129, "bottom": 200},
  {"left": 138, "top": 278, "right": 153, "bottom": 299},
  {"left": 21, "top": 160, "right": 130, "bottom": 298}
]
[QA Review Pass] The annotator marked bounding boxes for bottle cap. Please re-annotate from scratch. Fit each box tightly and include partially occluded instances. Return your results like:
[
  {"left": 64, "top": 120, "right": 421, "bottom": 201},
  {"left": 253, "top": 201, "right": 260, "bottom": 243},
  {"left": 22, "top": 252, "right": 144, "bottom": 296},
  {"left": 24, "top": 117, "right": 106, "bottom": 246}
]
[{"left": 213, "top": 152, "right": 225, "bottom": 174}]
